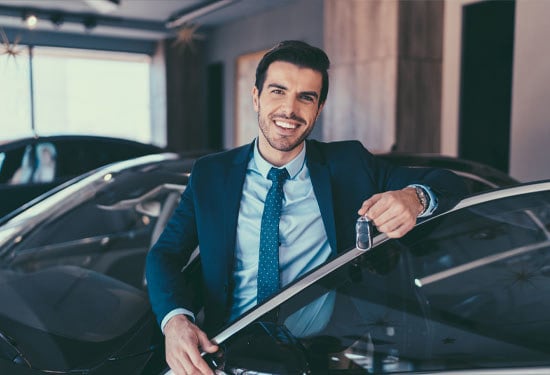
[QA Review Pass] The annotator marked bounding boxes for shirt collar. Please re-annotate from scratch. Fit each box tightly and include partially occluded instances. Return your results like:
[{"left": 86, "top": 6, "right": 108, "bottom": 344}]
[{"left": 252, "top": 138, "right": 306, "bottom": 179}]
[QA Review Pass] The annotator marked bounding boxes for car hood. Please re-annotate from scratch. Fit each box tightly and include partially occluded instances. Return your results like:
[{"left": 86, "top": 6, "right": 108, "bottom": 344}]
[{"left": 0, "top": 265, "right": 153, "bottom": 371}]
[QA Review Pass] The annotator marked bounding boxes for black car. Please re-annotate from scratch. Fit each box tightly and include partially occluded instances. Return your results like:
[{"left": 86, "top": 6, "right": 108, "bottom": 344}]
[
  {"left": 378, "top": 153, "right": 519, "bottom": 194},
  {"left": 0, "top": 151, "right": 528, "bottom": 375},
  {"left": 0, "top": 135, "right": 164, "bottom": 218},
  {"left": 164, "top": 180, "right": 550, "bottom": 375},
  {"left": 0, "top": 153, "right": 195, "bottom": 374}
]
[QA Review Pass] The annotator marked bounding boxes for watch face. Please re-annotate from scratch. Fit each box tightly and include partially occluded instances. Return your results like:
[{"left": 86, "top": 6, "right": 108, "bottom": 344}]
[{"left": 415, "top": 186, "right": 428, "bottom": 212}]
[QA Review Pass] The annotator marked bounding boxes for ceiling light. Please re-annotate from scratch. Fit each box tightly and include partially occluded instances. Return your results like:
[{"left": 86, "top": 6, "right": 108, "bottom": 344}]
[
  {"left": 23, "top": 13, "right": 38, "bottom": 29},
  {"left": 84, "top": 0, "right": 121, "bottom": 14}
]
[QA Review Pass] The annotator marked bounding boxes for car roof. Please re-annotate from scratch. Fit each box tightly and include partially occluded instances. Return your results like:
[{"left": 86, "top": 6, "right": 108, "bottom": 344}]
[
  {"left": 0, "top": 135, "right": 164, "bottom": 152},
  {"left": 377, "top": 152, "right": 519, "bottom": 189}
]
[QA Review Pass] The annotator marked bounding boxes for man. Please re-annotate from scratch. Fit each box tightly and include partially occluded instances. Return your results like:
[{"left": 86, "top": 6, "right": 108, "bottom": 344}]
[{"left": 146, "top": 40, "right": 466, "bottom": 374}]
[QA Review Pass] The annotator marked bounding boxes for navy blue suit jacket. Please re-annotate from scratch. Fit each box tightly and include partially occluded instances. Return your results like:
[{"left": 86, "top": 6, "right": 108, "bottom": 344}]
[{"left": 146, "top": 139, "right": 466, "bottom": 333}]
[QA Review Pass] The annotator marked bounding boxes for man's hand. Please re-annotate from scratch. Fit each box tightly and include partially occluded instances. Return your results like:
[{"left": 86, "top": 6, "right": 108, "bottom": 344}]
[
  {"left": 164, "top": 314, "right": 219, "bottom": 375},
  {"left": 358, "top": 187, "right": 423, "bottom": 238}
]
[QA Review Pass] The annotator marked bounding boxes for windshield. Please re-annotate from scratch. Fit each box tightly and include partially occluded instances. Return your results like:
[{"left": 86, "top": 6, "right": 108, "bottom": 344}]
[{"left": 218, "top": 188, "right": 550, "bottom": 374}]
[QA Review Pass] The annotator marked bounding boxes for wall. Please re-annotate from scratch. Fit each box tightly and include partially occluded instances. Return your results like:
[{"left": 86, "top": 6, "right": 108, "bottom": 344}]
[
  {"left": 509, "top": 0, "right": 550, "bottom": 181},
  {"left": 323, "top": 0, "right": 443, "bottom": 153},
  {"left": 395, "top": 0, "right": 444, "bottom": 153},
  {"left": 442, "top": 0, "right": 550, "bottom": 182},
  {"left": 440, "top": 0, "right": 474, "bottom": 157},
  {"left": 323, "top": 0, "right": 398, "bottom": 152},
  {"left": 164, "top": 38, "right": 207, "bottom": 152},
  {"left": 204, "top": 0, "right": 324, "bottom": 149}
]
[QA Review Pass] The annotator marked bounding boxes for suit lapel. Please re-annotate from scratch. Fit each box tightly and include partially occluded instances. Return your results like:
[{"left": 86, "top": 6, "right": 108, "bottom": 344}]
[
  {"left": 222, "top": 142, "right": 254, "bottom": 276},
  {"left": 306, "top": 141, "right": 338, "bottom": 254}
]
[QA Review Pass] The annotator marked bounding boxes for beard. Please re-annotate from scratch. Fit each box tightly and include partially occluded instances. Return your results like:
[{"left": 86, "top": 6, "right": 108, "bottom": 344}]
[{"left": 257, "top": 105, "right": 316, "bottom": 153}]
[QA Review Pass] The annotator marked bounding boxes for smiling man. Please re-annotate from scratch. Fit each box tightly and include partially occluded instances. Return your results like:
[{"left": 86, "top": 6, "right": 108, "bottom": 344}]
[
  {"left": 254, "top": 60, "right": 323, "bottom": 165},
  {"left": 146, "top": 40, "right": 467, "bottom": 375}
]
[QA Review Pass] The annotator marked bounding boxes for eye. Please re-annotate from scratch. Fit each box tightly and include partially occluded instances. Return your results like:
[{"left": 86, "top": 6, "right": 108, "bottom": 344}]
[
  {"left": 300, "top": 94, "right": 315, "bottom": 102},
  {"left": 271, "top": 89, "right": 284, "bottom": 95}
]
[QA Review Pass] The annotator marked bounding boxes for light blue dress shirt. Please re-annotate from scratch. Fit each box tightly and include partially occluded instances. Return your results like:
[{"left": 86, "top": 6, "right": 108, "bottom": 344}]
[{"left": 229, "top": 140, "right": 332, "bottom": 321}]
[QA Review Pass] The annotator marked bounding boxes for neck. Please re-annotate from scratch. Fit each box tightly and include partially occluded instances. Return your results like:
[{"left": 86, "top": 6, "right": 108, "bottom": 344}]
[{"left": 257, "top": 140, "right": 304, "bottom": 167}]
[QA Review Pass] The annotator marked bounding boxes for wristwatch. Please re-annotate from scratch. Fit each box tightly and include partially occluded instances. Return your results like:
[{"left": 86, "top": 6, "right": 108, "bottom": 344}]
[{"left": 413, "top": 185, "right": 429, "bottom": 215}]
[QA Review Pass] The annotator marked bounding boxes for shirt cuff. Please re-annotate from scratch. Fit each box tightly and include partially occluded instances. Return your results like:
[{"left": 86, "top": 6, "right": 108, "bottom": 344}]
[
  {"left": 408, "top": 184, "right": 438, "bottom": 218},
  {"left": 160, "top": 308, "right": 196, "bottom": 334}
]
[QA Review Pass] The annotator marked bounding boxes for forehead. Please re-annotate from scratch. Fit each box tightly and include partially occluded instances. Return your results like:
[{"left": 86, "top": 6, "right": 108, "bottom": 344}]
[{"left": 263, "top": 61, "right": 322, "bottom": 92}]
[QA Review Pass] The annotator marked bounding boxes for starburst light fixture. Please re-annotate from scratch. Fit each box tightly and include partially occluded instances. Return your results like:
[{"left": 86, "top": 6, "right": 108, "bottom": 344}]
[
  {"left": 172, "top": 23, "right": 205, "bottom": 52},
  {"left": 0, "top": 28, "right": 24, "bottom": 60}
]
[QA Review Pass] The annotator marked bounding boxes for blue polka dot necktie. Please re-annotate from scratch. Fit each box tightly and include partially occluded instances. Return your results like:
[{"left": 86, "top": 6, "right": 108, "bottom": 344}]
[{"left": 257, "top": 167, "right": 290, "bottom": 304}]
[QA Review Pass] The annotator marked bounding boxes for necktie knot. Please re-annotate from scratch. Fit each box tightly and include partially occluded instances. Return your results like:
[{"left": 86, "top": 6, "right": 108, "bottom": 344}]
[{"left": 267, "top": 167, "right": 289, "bottom": 185}]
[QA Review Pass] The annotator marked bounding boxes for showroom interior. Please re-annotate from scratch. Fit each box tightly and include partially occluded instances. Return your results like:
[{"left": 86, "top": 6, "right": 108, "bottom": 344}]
[
  {"left": 1, "top": 0, "right": 549, "bottom": 183},
  {"left": 1, "top": 2, "right": 550, "bottom": 374}
]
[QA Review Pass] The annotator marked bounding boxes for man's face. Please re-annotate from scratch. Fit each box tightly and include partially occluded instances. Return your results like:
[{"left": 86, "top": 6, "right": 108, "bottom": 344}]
[{"left": 253, "top": 61, "right": 324, "bottom": 166}]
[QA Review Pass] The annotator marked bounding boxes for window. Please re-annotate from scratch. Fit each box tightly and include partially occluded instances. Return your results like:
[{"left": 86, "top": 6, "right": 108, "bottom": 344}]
[
  {"left": 0, "top": 47, "right": 31, "bottom": 140},
  {"left": 220, "top": 190, "right": 550, "bottom": 373},
  {"left": 0, "top": 46, "right": 152, "bottom": 144}
]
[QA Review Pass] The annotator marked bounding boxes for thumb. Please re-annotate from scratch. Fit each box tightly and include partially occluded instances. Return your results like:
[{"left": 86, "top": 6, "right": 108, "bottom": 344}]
[{"left": 197, "top": 330, "right": 218, "bottom": 353}]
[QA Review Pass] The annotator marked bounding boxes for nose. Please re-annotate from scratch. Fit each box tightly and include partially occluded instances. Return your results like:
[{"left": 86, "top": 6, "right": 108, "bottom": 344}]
[{"left": 281, "top": 96, "right": 299, "bottom": 117}]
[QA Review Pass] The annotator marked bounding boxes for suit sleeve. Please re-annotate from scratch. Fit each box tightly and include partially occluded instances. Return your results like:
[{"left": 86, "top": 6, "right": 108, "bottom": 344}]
[
  {"left": 145, "top": 165, "right": 201, "bottom": 327},
  {"left": 356, "top": 143, "right": 468, "bottom": 215}
]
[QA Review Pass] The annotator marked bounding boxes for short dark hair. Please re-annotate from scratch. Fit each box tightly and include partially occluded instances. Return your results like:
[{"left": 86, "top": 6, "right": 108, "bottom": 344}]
[{"left": 255, "top": 40, "right": 330, "bottom": 106}]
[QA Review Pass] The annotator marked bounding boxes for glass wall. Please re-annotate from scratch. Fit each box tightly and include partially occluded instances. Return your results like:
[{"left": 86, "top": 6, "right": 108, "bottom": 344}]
[{"left": 0, "top": 46, "right": 152, "bottom": 144}]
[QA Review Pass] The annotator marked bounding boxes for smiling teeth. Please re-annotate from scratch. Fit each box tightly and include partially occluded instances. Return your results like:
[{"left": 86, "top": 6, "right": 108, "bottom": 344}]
[{"left": 275, "top": 121, "right": 297, "bottom": 129}]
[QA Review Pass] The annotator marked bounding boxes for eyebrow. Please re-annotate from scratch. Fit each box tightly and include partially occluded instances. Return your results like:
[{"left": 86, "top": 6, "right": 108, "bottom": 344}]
[{"left": 267, "top": 83, "right": 319, "bottom": 100}]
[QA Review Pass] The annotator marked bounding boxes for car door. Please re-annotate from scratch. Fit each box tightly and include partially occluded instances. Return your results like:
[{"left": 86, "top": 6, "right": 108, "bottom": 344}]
[{"left": 205, "top": 181, "right": 550, "bottom": 374}]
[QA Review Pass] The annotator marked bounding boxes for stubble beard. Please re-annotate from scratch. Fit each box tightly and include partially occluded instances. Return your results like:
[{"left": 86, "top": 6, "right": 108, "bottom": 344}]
[{"left": 257, "top": 106, "right": 315, "bottom": 153}]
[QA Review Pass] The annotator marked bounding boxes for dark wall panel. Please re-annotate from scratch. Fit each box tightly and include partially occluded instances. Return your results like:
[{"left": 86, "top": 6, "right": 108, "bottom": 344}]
[{"left": 459, "top": 0, "right": 515, "bottom": 173}]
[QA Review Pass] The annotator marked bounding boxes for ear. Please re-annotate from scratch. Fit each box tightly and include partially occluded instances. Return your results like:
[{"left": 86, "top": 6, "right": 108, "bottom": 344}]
[
  {"left": 252, "top": 86, "right": 260, "bottom": 113},
  {"left": 316, "top": 102, "right": 325, "bottom": 121}
]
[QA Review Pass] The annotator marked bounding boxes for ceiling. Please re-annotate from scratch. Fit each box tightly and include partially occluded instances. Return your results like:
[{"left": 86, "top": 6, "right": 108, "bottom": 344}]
[{"left": 0, "top": 0, "right": 291, "bottom": 40}]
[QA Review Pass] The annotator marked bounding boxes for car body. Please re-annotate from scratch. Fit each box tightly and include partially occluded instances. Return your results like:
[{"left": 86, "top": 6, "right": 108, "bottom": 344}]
[
  {"left": 0, "top": 153, "right": 195, "bottom": 374},
  {"left": 164, "top": 180, "right": 550, "bottom": 375},
  {"left": 0, "top": 135, "right": 164, "bottom": 218},
  {"left": 377, "top": 153, "right": 519, "bottom": 194},
  {"left": 0, "top": 149, "right": 528, "bottom": 374}
]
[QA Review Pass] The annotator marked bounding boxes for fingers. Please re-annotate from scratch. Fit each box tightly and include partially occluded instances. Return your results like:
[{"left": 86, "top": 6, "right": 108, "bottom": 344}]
[
  {"left": 182, "top": 344, "right": 215, "bottom": 375},
  {"left": 164, "top": 315, "right": 217, "bottom": 375},
  {"left": 376, "top": 211, "right": 415, "bottom": 238},
  {"left": 358, "top": 189, "right": 421, "bottom": 238},
  {"left": 197, "top": 328, "right": 219, "bottom": 353},
  {"left": 357, "top": 193, "right": 379, "bottom": 217}
]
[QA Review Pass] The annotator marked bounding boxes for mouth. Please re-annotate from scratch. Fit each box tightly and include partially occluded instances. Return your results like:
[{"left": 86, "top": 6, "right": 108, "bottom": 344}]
[{"left": 274, "top": 119, "right": 299, "bottom": 130}]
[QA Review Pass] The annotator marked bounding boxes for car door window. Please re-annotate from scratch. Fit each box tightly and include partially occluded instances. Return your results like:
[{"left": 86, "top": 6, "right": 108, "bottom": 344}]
[
  {"left": 6, "top": 171, "right": 185, "bottom": 289},
  {"left": 220, "top": 190, "right": 550, "bottom": 374}
]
